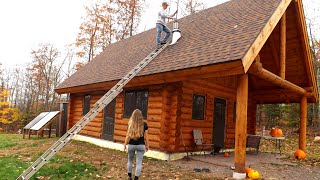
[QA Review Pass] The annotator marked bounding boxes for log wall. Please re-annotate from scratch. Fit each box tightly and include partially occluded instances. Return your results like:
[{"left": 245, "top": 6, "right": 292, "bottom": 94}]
[
  {"left": 178, "top": 78, "right": 238, "bottom": 152},
  {"left": 67, "top": 76, "right": 259, "bottom": 153},
  {"left": 68, "top": 93, "right": 104, "bottom": 138}
]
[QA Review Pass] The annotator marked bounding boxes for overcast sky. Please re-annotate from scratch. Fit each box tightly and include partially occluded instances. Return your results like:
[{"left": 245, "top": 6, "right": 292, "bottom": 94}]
[{"left": 0, "top": 0, "right": 319, "bottom": 67}]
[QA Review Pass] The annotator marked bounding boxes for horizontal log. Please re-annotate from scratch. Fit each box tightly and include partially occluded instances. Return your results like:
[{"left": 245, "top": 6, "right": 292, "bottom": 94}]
[
  {"left": 114, "top": 130, "right": 127, "bottom": 137},
  {"left": 148, "top": 122, "right": 161, "bottom": 128},
  {"left": 148, "top": 96, "right": 162, "bottom": 102},
  {"left": 148, "top": 109, "right": 162, "bottom": 115},
  {"left": 80, "top": 130, "right": 101, "bottom": 138},
  {"left": 148, "top": 102, "right": 163, "bottom": 109},
  {"left": 148, "top": 128, "right": 160, "bottom": 135},
  {"left": 181, "top": 107, "right": 192, "bottom": 114},
  {"left": 147, "top": 114, "right": 162, "bottom": 121},
  {"left": 116, "top": 103, "right": 123, "bottom": 108},
  {"left": 115, "top": 114, "right": 123, "bottom": 119},
  {"left": 114, "top": 135, "right": 124, "bottom": 142},
  {"left": 114, "top": 124, "right": 127, "bottom": 131},
  {"left": 182, "top": 87, "right": 194, "bottom": 94},
  {"left": 148, "top": 134, "right": 160, "bottom": 142},
  {"left": 249, "top": 62, "right": 307, "bottom": 95},
  {"left": 148, "top": 90, "right": 162, "bottom": 96},
  {"left": 115, "top": 108, "right": 123, "bottom": 114},
  {"left": 83, "top": 126, "right": 102, "bottom": 133},
  {"left": 149, "top": 141, "right": 160, "bottom": 149},
  {"left": 115, "top": 119, "right": 129, "bottom": 125}
]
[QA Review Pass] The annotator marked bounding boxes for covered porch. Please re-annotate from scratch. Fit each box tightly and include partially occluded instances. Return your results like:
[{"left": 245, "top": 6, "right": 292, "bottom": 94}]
[{"left": 230, "top": 0, "right": 318, "bottom": 178}]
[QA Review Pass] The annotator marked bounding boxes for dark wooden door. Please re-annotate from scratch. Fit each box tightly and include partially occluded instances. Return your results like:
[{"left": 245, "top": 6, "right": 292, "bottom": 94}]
[
  {"left": 102, "top": 99, "right": 116, "bottom": 141},
  {"left": 213, "top": 98, "right": 226, "bottom": 148}
]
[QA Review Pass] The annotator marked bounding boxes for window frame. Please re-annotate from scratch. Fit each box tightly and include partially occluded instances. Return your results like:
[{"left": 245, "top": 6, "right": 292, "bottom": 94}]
[
  {"left": 83, "top": 95, "right": 91, "bottom": 115},
  {"left": 123, "top": 89, "right": 149, "bottom": 119},
  {"left": 192, "top": 94, "right": 206, "bottom": 120}
]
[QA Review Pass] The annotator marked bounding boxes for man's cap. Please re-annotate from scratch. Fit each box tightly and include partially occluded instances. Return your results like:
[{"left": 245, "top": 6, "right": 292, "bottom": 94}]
[{"left": 162, "top": 1, "right": 169, "bottom": 6}]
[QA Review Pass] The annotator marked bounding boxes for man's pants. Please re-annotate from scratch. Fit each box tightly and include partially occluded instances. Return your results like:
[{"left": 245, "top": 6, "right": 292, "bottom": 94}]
[{"left": 156, "top": 23, "right": 171, "bottom": 45}]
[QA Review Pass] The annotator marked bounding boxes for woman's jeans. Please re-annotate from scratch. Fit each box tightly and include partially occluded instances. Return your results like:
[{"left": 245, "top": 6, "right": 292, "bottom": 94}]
[
  {"left": 127, "top": 144, "right": 145, "bottom": 177},
  {"left": 156, "top": 23, "right": 171, "bottom": 45}
]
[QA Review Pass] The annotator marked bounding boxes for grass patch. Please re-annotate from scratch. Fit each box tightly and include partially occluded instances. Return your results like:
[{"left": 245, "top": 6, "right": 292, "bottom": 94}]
[
  {"left": 0, "top": 154, "right": 102, "bottom": 180},
  {"left": 0, "top": 134, "right": 20, "bottom": 149},
  {"left": 0, "top": 155, "right": 30, "bottom": 179}
]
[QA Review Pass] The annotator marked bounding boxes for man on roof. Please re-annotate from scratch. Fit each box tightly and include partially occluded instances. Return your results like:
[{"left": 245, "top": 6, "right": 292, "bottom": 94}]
[{"left": 156, "top": 1, "right": 177, "bottom": 48}]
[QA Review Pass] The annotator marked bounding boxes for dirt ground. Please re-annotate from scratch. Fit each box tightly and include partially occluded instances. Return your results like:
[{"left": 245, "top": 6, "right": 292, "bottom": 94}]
[{"left": 1, "top": 133, "right": 320, "bottom": 180}]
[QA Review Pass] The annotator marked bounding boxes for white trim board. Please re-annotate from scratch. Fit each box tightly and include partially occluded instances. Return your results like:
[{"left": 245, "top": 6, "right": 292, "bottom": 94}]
[{"left": 72, "top": 134, "right": 204, "bottom": 161}]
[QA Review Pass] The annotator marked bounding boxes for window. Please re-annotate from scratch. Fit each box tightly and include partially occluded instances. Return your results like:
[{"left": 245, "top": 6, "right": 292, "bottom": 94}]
[
  {"left": 192, "top": 94, "right": 205, "bottom": 120},
  {"left": 124, "top": 90, "right": 148, "bottom": 119},
  {"left": 83, "top": 95, "right": 91, "bottom": 115}
]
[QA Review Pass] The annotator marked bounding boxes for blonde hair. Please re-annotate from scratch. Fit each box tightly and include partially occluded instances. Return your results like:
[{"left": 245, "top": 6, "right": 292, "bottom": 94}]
[{"left": 127, "top": 109, "right": 144, "bottom": 140}]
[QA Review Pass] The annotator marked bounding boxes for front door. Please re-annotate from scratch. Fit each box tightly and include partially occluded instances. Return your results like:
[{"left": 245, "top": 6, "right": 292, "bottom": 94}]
[
  {"left": 213, "top": 98, "right": 226, "bottom": 149},
  {"left": 102, "top": 99, "right": 116, "bottom": 141}
]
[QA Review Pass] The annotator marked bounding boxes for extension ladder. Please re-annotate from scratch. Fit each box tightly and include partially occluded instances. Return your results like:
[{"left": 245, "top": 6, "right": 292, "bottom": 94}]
[{"left": 17, "top": 43, "right": 169, "bottom": 180}]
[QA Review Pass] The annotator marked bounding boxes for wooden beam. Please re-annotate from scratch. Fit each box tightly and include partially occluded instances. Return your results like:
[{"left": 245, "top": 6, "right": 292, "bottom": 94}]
[
  {"left": 242, "top": 0, "right": 292, "bottom": 72},
  {"left": 249, "top": 62, "right": 307, "bottom": 95},
  {"left": 234, "top": 74, "right": 248, "bottom": 173},
  {"left": 294, "top": 0, "right": 318, "bottom": 102},
  {"left": 279, "top": 12, "right": 286, "bottom": 79},
  {"left": 55, "top": 60, "right": 243, "bottom": 94},
  {"left": 299, "top": 96, "right": 307, "bottom": 152},
  {"left": 268, "top": 33, "right": 280, "bottom": 71}
]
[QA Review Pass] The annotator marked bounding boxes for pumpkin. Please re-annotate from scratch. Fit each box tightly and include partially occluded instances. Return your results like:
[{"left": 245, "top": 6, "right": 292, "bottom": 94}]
[
  {"left": 245, "top": 166, "right": 252, "bottom": 175},
  {"left": 223, "top": 152, "right": 229, "bottom": 157},
  {"left": 269, "top": 128, "right": 284, "bottom": 137},
  {"left": 294, "top": 149, "right": 306, "bottom": 159},
  {"left": 248, "top": 170, "right": 260, "bottom": 180}
]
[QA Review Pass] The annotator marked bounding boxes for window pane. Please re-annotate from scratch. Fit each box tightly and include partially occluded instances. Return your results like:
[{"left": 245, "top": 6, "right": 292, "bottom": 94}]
[
  {"left": 83, "top": 95, "right": 91, "bottom": 115},
  {"left": 124, "top": 91, "right": 137, "bottom": 118},
  {"left": 136, "top": 90, "right": 148, "bottom": 119},
  {"left": 192, "top": 94, "right": 205, "bottom": 120},
  {"left": 124, "top": 90, "right": 148, "bottom": 119}
]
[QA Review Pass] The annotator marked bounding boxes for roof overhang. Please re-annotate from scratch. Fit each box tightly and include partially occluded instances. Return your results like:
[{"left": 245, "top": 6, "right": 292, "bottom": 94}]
[{"left": 55, "top": 60, "right": 244, "bottom": 94}]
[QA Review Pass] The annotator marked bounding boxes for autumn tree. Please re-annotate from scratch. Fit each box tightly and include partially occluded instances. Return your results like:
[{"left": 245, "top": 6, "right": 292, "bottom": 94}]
[
  {"left": 30, "top": 43, "right": 66, "bottom": 110},
  {"left": 0, "top": 89, "right": 20, "bottom": 131},
  {"left": 75, "top": 0, "right": 144, "bottom": 62}
]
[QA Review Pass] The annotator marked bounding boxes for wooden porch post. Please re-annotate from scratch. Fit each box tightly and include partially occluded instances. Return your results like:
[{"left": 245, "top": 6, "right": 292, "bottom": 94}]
[
  {"left": 280, "top": 12, "right": 286, "bottom": 79},
  {"left": 233, "top": 74, "right": 248, "bottom": 179},
  {"left": 299, "top": 96, "right": 307, "bottom": 152}
]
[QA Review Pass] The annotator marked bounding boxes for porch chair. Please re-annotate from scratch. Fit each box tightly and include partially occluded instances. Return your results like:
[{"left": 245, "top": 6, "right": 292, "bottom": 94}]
[
  {"left": 246, "top": 134, "right": 261, "bottom": 155},
  {"left": 193, "top": 129, "right": 214, "bottom": 155}
]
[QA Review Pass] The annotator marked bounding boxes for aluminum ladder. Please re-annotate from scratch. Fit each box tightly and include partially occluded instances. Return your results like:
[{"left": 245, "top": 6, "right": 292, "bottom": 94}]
[{"left": 17, "top": 43, "right": 169, "bottom": 180}]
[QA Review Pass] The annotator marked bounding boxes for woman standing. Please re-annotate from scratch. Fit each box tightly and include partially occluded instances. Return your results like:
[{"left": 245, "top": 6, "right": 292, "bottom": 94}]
[{"left": 124, "top": 109, "right": 149, "bottom": 180}]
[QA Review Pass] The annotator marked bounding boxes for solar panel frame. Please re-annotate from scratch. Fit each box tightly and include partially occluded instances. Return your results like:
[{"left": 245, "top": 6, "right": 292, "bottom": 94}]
[
  {"left": 24, "top": 112, "right": 50, "bottom": 129},
  {"left": 30, "top": 111, "right": 60, "bottom": 131}
]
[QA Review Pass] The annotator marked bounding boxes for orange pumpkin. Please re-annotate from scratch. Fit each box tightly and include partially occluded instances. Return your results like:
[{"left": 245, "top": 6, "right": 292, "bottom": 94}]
[
  {"left": 223, "top": 152, "right": 229, "bottom": 157},
  {"left": 269, "top": 128, "right": 284, "bottom": 137},
  {"left": 245, "top": 166, "right": 252, "bottom": 175},
  {"left": 294, "top": 149, "right": 306, "bottom": 159}
]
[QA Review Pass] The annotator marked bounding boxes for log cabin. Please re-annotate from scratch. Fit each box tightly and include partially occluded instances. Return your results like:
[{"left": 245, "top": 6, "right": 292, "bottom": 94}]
[{"left": 55, "top": 0, "right": 318, "bottom": 178}]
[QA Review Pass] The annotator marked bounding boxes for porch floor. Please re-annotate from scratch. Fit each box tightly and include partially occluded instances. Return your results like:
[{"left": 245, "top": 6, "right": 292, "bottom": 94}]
[{"left": 172, "top": 152, "right": 320, "bottom": 180}]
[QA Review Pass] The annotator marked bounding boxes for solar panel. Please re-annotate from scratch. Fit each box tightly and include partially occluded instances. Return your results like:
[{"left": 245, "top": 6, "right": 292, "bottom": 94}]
[
  {"left": 30, "top": 111, "right": 60, "bottom": 131},
  {"left": 24, "top": 112, "right": 50, "bottom": 129}
]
